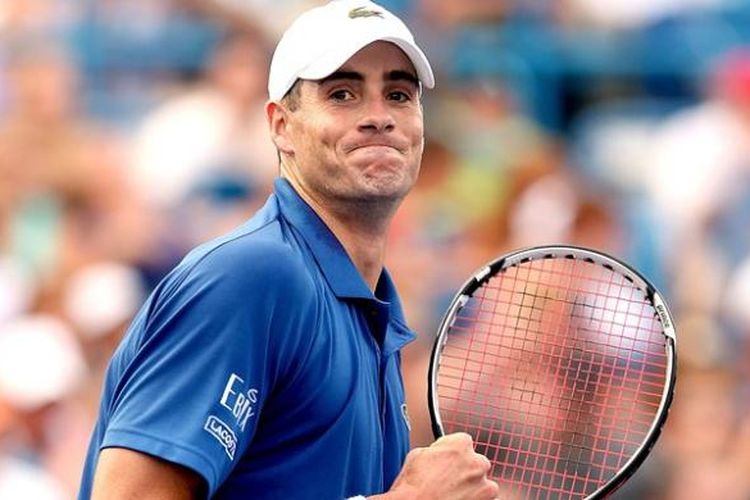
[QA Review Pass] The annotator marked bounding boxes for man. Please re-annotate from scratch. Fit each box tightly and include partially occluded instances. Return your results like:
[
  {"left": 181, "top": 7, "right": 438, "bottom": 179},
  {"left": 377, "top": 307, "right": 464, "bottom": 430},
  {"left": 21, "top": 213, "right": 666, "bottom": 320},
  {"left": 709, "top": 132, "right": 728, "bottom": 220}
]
[{"left": 78, "top": 1, "right": 500, "bottom": 498}]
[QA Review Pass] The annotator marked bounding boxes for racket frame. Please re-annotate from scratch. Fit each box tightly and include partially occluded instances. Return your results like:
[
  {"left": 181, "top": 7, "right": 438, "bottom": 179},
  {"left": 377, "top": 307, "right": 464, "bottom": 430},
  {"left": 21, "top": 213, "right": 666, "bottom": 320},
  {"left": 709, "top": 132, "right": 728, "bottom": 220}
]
[{"left": 427, "top": 245, "right": 677, "bottom": 499}]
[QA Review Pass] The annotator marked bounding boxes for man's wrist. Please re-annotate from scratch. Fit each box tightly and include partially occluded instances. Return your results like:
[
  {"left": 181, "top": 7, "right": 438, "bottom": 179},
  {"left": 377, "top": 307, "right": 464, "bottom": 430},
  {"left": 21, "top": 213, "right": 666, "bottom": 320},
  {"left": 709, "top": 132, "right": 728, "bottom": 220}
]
[{"left": 359, "top": 485, "right": 417, "bottom": 500}]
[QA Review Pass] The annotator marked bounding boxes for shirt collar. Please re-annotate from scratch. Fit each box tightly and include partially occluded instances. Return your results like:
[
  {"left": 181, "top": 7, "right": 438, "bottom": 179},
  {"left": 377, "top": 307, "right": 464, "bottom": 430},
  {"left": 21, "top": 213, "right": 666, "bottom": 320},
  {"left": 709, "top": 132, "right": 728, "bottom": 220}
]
[
  {"left": 376, "top": 269, "right": 418, "bottom": 354},
  {"left": 274, "top": 178, "right": 416, "bottom": 352},
  {"left": 274, "top": 177, "right": 373, "bottom": 300}
]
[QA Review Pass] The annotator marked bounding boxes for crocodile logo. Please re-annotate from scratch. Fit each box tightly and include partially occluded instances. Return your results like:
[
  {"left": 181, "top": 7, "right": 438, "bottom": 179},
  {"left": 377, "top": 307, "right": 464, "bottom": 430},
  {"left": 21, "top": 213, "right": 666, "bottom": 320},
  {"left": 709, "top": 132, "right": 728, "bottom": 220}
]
[{"left": 349, "top": 6, "right": 384, "bottom": 19}]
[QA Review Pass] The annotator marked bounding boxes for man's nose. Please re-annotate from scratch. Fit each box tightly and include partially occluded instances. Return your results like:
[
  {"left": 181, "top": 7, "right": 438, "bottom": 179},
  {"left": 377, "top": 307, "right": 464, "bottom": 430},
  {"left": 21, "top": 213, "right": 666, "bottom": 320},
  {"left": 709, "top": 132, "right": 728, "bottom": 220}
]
[{"left": 358, "top": 98, "right": 395, "bottom": 133}]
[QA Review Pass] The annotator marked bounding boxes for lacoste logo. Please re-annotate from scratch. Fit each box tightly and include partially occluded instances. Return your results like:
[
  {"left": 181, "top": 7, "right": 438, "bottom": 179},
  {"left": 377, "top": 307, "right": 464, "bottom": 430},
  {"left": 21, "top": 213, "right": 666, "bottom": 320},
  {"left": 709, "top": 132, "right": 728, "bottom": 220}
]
[
  {"left": 349, "top": 6, "right": 384, "bottom": 19},
  {"left": 204, "top": 415, "right": 237, "bottom": 460}
]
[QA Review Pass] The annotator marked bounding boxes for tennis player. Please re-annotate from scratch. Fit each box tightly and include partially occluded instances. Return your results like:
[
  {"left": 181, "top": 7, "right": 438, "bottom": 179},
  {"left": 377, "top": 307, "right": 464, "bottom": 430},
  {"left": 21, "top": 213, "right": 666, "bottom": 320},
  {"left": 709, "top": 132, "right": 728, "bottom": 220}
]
[{"left": 78, "top": 1, "right": 499, "bottom": 498}]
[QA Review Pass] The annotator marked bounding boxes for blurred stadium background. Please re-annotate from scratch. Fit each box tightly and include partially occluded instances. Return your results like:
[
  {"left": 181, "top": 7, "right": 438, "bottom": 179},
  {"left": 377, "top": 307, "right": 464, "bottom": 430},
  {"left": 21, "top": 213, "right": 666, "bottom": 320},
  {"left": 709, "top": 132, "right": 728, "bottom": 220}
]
[{"left": 1, "top": 0, "right": 750, "bottom": 498}]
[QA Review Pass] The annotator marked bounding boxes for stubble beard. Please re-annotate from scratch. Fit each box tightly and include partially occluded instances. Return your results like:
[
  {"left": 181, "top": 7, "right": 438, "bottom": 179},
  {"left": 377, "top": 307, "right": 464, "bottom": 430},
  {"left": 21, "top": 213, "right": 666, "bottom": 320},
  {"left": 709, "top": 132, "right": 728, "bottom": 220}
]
[
  {"left": 322, "top": 162, "right": 418, "bottom": 223},
  {"left": 358, "top": 169, "right": 413, "bottom": 201}
]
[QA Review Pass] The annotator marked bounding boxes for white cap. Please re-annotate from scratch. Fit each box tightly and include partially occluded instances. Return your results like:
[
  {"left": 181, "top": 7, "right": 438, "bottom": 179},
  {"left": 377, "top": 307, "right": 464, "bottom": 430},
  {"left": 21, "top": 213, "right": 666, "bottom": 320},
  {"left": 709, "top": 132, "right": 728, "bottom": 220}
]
[{"left": 268, "top": 0, "right": 435, "bottom": 101}]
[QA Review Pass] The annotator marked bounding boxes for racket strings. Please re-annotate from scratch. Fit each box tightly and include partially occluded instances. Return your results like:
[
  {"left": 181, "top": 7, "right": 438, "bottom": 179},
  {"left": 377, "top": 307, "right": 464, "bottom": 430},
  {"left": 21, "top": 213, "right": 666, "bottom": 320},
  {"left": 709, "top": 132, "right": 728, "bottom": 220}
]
[{"left": 436, "top": 257, "right": 669, "bottom": 499}]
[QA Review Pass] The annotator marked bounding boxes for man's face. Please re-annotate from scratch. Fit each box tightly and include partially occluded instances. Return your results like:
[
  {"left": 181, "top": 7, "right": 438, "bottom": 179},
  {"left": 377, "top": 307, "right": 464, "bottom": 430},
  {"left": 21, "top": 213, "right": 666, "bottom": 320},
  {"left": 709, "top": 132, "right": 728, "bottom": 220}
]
[{"left": 276, "top": 41, "right": 424, "bottom": 208}]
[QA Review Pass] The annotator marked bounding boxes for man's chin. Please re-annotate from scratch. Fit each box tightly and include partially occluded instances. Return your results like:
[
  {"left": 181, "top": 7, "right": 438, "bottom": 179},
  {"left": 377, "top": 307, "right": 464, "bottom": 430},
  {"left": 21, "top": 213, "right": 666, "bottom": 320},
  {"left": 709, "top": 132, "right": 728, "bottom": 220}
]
[
  {"left": 337, "top": 179, "right": 413, "bottom": 208},
  {"left": 361, "top": 173, "right": 415, "bottom": 199}
]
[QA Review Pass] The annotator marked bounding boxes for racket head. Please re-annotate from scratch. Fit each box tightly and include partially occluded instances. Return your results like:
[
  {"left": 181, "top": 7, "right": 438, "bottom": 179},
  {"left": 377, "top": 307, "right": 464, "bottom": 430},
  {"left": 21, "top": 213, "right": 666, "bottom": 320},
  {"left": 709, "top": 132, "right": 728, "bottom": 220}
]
[{"left": 428, "top": 245, "right": 676, "bottom": 499}]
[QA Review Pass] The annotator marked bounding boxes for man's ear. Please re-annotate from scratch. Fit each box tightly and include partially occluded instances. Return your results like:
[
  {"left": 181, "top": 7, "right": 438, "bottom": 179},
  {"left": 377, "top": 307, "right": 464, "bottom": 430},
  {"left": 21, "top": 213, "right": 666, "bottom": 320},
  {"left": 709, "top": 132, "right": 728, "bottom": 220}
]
[{"left": 266, "top": 101, "right": 295, "bottom": 155}]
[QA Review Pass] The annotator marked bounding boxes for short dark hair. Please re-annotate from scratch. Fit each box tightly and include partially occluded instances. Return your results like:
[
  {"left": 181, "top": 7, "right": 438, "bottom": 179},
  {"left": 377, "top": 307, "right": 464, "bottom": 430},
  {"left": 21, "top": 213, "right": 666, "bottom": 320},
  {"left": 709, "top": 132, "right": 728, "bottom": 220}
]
[{"left": 280, "top": 80, "right": 301, "bottom": 112}]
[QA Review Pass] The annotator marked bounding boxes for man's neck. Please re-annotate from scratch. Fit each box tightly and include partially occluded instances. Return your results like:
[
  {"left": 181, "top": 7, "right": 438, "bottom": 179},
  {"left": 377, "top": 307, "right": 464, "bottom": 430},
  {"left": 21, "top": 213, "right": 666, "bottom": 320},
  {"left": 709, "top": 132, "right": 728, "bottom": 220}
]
[
  {"left": 283, "top": 178, "right": 397, "bottom": 292},
  {"left": 309, "top": 195, "right": 395, "bottom": 292}
]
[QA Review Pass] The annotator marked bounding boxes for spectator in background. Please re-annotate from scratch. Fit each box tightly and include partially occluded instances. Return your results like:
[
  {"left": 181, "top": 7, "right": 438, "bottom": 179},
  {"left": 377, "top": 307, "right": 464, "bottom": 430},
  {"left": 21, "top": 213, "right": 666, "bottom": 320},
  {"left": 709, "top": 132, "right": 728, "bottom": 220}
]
[
  {"left": 0, "top": 40, "right": 150, "bottom": 498},
  {"left": 560, "top": 0, "right": 735, "bottom": 30},
  {"left": 660, "top": 368, "right": 750, "bottom": 500},
  {"left": 416, "top": 0, "right": 509, "bottom": 28},
  {"left": 647, "top": 48, "right": 750, "bottom": 243},
  {"left": 191, "top": 0, "right": 323, "bottom": 37},
  {"left": 646, "top": 48, "right": 750, "bottom": 372},
  {"left": 129, "top": 31, "right": 278, "bottom": 211},
  {"left": 0, "top": 315, "right": 89, "bottom": 499},
  {"left": 127, "top": 31, "right": 277, "bottom": 284},
  {"left": 501, "top": 157, "right": 625, "bottom": 254},
  {"left": 0, "top": 40, "right": 150, "bottom": 315}
]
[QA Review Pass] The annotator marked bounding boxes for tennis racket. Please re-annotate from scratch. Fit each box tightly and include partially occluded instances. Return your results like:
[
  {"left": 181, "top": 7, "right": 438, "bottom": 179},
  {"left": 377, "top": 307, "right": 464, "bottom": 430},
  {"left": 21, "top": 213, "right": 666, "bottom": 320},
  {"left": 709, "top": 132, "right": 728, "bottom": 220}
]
[{"left": 428, "top": 245, "right": 676, "bottom": 499}]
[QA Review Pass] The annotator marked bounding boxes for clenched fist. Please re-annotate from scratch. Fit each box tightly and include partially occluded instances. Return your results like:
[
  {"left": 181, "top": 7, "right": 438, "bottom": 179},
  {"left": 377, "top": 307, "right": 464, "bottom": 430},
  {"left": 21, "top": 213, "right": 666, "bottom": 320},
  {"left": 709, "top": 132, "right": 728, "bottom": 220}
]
[{"left": 373, "top": 433, "right": 501, "bottom": 500}]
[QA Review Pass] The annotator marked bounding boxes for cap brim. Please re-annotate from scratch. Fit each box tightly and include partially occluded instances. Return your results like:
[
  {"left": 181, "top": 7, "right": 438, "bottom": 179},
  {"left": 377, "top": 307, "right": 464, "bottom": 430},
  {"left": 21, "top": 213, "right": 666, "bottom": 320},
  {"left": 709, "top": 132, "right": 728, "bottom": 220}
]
[{"left": 297, "top": 35, "right": 434, "bottom": 90}]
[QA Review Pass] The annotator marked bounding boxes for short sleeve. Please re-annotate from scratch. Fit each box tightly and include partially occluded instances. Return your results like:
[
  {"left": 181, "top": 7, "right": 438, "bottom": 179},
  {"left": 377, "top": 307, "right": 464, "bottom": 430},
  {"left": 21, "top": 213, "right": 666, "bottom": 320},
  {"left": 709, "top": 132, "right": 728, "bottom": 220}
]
[{"left": 101, "top": 239, "right": 317, "bottom": 495}]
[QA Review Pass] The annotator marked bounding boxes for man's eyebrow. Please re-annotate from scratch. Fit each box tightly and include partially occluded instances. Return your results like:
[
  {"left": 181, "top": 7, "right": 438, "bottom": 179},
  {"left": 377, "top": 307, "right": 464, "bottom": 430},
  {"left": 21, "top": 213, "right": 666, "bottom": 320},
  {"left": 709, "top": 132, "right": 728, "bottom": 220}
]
[
  {"left": 316, "top": 69, "right": 420, "bottom": 87},
  {"left": 318, "top": 71, "right": 364, "bottom": 85},
  {"left": 386, "top": 70, "right": 419, "bottom": 87}
]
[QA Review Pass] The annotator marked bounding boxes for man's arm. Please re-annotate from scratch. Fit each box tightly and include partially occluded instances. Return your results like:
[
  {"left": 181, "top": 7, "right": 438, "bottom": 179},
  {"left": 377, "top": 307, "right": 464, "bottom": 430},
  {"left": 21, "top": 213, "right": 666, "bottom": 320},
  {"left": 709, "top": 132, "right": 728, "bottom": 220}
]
[{"left": 90, "top": 448, "right": 207, "bottom": 500}]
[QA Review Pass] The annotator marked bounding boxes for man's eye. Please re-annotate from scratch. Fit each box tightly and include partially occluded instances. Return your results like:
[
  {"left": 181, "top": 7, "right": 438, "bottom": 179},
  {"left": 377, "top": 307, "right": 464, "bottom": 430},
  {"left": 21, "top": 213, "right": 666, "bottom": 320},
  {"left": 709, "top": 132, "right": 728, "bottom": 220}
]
[
  {"left": 388, "top": 91, "right": 411, "bottom": 102},
  {"left": 330, "top": 89, "right": 354, "bottom": 101}
]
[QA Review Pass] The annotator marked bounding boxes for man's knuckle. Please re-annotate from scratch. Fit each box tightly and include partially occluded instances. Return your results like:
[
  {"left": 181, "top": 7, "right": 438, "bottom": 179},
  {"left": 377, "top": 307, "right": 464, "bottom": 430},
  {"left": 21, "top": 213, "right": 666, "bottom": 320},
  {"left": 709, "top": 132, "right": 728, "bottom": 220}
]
[
  {"left": 480, "top": 480, "right": 500, "bottom": 498},
  {"left": 474, "top": 453, "right": 492, "bottom": 473},
  {"left": 443, "top": 445, "right": 462, "bottom": 460},
  {"left": 456, "top": 432, "right": 473, "bottom": 444}
]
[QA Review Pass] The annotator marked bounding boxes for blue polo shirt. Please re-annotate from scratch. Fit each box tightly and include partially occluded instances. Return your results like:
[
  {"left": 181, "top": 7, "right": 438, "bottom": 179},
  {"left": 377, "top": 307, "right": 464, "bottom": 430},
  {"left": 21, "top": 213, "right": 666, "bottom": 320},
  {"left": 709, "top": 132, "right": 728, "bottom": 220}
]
[{"left": 78, "top": 178, "right": 416, "bottom": 499}]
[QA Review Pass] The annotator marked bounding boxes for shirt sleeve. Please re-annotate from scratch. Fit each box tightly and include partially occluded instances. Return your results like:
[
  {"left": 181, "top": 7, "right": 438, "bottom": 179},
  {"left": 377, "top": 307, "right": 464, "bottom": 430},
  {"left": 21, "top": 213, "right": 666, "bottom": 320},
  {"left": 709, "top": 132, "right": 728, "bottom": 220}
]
[{"left": 101, "top": 239, "right": 317, "bottom": 495}]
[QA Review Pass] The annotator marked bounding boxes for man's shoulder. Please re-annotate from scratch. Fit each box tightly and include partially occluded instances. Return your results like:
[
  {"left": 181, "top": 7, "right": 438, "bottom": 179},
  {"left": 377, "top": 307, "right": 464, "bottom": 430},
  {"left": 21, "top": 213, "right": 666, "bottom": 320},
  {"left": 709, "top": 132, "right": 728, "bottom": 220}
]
[
  {"left": 136, "top": 214, "right": 319, "bottom": 345},
  {"left": 170, "top": 213, "right": 315, "bottom": 297},
  {"left": 189, "top": 219, "right": 294, "bottom": 267}
]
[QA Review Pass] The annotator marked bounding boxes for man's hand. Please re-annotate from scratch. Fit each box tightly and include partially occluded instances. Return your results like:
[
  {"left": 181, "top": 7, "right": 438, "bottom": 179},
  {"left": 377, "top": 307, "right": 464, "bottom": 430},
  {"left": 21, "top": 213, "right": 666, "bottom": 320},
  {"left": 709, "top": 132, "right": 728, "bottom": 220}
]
[{"left": 374, "top": 432, "right": 501, "bottom": 500}]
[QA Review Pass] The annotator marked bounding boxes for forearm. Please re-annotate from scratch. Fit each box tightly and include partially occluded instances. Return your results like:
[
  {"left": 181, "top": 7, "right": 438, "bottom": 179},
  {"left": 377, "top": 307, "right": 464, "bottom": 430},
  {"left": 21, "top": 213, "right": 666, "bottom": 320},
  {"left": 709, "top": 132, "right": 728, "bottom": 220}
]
[{"left": 91, "top": 448, "right": 206, "bottom": 500}]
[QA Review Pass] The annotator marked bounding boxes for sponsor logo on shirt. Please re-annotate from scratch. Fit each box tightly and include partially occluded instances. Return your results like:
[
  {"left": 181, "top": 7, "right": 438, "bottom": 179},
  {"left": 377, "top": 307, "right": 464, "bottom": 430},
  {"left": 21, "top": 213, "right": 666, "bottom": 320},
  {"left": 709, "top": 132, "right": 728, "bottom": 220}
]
[
  {"left": 220, "top": 373, "right": 259, "bottom": 432},
  {"left": 204, "top": 415, "right": 237, "bottom": 460}
]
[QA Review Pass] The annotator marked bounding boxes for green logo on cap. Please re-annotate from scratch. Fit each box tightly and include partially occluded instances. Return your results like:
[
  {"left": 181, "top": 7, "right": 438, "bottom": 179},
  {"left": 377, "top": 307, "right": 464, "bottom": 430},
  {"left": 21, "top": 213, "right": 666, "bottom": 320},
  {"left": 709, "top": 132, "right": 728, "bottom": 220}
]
[{"left": 349, "top": 6, "right": 384, "bottom": 19}]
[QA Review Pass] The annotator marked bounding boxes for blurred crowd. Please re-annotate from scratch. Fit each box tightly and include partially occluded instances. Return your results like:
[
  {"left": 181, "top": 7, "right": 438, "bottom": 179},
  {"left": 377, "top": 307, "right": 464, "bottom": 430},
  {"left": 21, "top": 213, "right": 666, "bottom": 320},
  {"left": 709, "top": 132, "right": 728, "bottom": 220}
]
[{"left": 1, "top": 0, "right": 750, "bottom": 498}]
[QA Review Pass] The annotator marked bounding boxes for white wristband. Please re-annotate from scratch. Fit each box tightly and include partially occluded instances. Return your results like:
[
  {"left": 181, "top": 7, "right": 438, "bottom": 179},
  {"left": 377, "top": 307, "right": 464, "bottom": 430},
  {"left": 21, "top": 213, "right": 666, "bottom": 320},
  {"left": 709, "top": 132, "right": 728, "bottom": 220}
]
[{"left": 346, "top": 496, "right": 366, "bottom": 500}]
